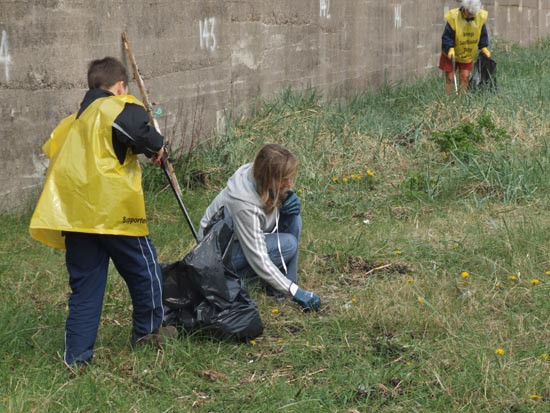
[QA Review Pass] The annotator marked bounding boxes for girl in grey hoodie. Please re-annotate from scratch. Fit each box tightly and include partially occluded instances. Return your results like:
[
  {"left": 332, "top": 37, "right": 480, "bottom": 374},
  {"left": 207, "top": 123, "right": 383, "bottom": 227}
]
[{"left": 198, "top": 144, "right": 321, "bottom": 311}]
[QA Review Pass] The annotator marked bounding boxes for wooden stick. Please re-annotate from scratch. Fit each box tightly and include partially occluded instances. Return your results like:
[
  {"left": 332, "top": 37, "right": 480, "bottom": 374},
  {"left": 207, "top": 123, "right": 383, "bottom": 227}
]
[{"left": 121, "top": 32, "right": 198, "bottom": 241}]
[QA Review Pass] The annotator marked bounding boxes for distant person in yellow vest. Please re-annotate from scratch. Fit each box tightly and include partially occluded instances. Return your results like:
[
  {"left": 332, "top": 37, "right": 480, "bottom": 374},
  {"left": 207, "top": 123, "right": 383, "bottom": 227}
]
[
  {"left": 29, "top": 57, "right": 169, "bottom": 366},
  {"left": 439, "top": 0, "right": 491, "bottom": 92}
]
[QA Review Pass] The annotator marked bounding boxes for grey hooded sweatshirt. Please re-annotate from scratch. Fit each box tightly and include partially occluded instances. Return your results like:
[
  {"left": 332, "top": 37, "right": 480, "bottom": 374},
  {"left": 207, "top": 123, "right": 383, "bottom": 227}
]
[{"left": 198, "top": 163, "right": 294, "bottom": 294}]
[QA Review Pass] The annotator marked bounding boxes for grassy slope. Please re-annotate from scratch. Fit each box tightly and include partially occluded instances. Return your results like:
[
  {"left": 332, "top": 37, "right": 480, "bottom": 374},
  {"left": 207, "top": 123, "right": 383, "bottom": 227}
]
[{"left": 1, "top": 40, "right": 549, "bottom": 412}]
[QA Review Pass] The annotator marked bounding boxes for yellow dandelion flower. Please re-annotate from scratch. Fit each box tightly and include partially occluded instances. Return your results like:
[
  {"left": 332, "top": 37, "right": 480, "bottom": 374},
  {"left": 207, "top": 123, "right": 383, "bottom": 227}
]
[
  {"left": 342, "top": 177, "right": 348, "bottom": 183},
  {"left": 443, "top": 152, "right": 449, "bottom": 159},
  {"left": 495, "top": 348, "right": 505, "bottom": 356},
  {"left": 250, "top": 340, "right": 256, "bottom": 346},
  {"left": 297, "top": 189, "right": 303, "bottom": 195},
  {"left": 531, "top": 279, "right": 540, "bottom": 286},
  {"left": 495, "top": 282, "right": 501, "bottom": 288},
  {"left": 545, "top": 270, "right": 550, "bottom": 276},
  {"left": 332, "top": 176, "right": 338, "bottom": 183},
  {"left": 277, "top": 338, "right": 284, "bottom": 343},
  {"left": 530, "top": 395, "right": 543, "bottom": 400},
  {"left": 540, "top": 353, "right": 549, "bottom": 361},
  {"left": 351, "top": 297, "right": 358, "bottom": 303},
  {"left": 271, "top": 308, "right": 279, "bottom": 314},
  {"left": 509, "top": 275, "right": 517, "bottom": 281},
  {"left": 417, "top": 297, "right": 425, "bottom": 305},
  {"left": 366, "top": 169, "right": 375, "bottom": 177},
  {"left": 453, "top": 243, "right": 459, "bottom": 249},
  {"left": 405, "top": 361, "right": 411, "bottom": 366},
  {"left": 357, "top": 175, "right": 363, "bottom": 180},
  {"left": 461, "top": 271, "right": 470, "bottom": 279},
  {"left": 395, "top": 249, "right": 402, "bottom": 255},
  {"left": 407, "top": 277, "right": 414, "bottom": 284},
  {"left": 351, "top": 174, "right": 356, "bottom": 179}
]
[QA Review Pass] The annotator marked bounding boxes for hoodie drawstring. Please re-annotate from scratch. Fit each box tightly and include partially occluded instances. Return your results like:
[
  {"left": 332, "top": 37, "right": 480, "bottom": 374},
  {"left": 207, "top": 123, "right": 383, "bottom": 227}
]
[{"left": 274, "top": 210, "right": 288, "bottom": 275}]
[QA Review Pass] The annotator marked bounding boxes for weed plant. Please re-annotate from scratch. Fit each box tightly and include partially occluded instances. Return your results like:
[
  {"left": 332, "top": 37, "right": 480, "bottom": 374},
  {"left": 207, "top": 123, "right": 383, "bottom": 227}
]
[{"left": 1, "top": 40, "right": 549, "bottom": 412}]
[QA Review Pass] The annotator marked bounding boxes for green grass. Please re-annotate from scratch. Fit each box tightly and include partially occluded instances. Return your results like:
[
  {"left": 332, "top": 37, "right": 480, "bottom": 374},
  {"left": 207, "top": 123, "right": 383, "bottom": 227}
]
[{"left": 2, "top": 39, "right": 549, "bottom": 412}]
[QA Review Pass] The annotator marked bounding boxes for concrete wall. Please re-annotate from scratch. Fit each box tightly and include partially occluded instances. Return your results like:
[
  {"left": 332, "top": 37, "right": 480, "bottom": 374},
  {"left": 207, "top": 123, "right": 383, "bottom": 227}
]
[{"left": 1, "top": 0, "right": 549, "bottom": 211}]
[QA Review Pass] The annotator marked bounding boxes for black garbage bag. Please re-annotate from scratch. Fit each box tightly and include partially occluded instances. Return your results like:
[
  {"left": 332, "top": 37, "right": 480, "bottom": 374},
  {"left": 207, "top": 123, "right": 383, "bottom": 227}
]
[
  {"left": 162, "top": 208, "right": 264, "bottom": 340},
  {"left": 469, "top": 54, "right": 497, "bottom": 91}
]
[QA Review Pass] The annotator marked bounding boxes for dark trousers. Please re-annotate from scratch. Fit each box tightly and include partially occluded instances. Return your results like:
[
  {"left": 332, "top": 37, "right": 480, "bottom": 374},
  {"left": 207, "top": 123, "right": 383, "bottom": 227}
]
[{"left": 63, "top": 232, "right": 163, "bottom": 365}]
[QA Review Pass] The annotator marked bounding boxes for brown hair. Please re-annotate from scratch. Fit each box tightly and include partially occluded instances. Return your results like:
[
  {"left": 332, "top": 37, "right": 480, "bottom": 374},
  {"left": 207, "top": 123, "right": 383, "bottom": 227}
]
[
  {"left": 87, "top": 56, "right": 129, "bottom": 89},
  {"left": 253, "top": 144, "right": 298, "bottom": 214}
]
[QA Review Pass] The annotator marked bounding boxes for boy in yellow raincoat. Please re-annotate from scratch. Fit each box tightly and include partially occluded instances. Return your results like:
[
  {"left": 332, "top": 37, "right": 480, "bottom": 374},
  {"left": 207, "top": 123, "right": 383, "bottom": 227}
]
[
  {"left": 439, "top": 0, "right": 491, "bottom": 92},
  {"left": 29, "top": 57, "right": 167, "bottom": 366}
]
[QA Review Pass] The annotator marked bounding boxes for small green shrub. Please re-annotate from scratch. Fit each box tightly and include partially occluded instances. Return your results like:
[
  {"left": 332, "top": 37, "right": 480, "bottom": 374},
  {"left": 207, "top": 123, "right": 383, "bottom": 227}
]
[{"left": 431, "top": 114, "right": 509, "bottom": 157}]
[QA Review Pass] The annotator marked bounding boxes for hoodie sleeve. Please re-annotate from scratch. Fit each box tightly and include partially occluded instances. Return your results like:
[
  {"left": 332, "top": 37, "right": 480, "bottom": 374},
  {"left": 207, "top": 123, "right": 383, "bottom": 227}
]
[
  {"left": 112, "top": 103, "right": 164, "bottom": 159},
  {"left": 232, "top": 207, "right": 293, "bottom": 294}
]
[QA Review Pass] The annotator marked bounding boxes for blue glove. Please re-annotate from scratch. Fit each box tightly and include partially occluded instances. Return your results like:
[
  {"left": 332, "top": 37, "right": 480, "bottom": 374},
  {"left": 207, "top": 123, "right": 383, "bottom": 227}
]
[
  {"left": 292, "top": 287, "right": 321, "bottom": 311},
  {"left": 281, "top": 190, "right": 301, "bottom": 216}
]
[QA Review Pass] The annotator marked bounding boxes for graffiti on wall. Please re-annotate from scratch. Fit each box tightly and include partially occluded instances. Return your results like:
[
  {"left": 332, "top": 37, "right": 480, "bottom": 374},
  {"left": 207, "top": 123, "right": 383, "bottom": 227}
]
[
  {"left": 320, "top": 0, "right": 331, "bottom": 19},
  {"left": 0, "top": 30, "right": 11, "bottom": 82},
  {"left": 199, "top": 17, "right": 217, "bottom": 52},
  {"left": 394, "top": 5, "right": 402, "bottom": 29}
]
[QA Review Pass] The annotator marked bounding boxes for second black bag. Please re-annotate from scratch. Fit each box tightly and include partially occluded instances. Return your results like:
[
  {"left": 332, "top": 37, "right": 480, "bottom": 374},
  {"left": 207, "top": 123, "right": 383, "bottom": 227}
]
[{"left": 469, "top": 54, "right": 497, "bottom": 91}]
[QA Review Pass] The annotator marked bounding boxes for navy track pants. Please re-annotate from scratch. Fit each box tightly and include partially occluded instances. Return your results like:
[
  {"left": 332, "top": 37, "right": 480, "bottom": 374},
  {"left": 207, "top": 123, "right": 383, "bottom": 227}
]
[{"left": 63, "top": 232, "right": 163, "bottom": 365}]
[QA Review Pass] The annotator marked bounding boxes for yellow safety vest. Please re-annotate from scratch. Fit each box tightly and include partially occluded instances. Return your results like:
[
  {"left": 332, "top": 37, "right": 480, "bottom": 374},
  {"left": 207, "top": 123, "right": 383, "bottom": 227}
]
[
  {"left": 445, "top": 8, "right": 488, "bottom": 63},
  {"left": 29, "top": 94, "right": 149, "bottom": 249}
]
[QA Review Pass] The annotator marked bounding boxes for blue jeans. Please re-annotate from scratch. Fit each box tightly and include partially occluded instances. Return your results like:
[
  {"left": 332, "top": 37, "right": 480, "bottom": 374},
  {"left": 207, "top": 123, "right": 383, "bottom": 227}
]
[
  {"left": 229, "top": 214, "right": 302, "bottom": 287},
  {"left": 64, "top": 233, "right": 163, "bottom": 365}
]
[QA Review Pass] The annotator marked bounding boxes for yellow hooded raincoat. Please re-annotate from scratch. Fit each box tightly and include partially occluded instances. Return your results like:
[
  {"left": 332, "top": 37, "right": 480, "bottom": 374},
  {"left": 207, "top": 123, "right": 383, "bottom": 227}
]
[{"left": 29, "top": 95, "right": 149, "bottom": 249}]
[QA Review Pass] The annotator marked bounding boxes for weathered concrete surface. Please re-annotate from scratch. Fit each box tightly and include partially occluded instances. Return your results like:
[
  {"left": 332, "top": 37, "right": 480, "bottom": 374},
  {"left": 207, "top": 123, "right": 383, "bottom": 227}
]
[{"left": 0, "top": 0, "right": 549, "bottom": 210}]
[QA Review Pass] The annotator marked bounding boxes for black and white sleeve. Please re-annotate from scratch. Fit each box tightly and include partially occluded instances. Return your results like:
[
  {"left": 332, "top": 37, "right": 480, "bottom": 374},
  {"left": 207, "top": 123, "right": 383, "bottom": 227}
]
[{"left": 112, "top": 103, "right": 164, "bottom": 161}]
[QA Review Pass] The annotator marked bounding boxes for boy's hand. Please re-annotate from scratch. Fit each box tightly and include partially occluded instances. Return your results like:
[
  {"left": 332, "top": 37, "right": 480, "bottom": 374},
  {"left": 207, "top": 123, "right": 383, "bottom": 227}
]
[{"left": 151, "top": 147, "right": 165, "bottom": 164}]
